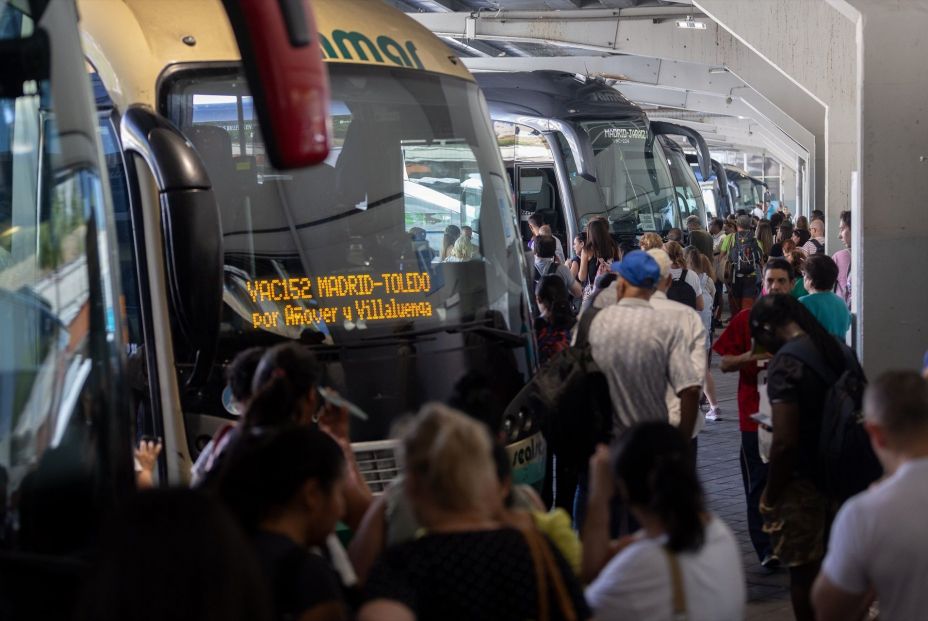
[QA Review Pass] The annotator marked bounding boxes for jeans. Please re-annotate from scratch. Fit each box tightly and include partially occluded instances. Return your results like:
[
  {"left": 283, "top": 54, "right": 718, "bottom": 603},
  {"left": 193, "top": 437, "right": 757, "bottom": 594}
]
[{"left": 740, "top": 430, "right": 773, "bottom": 562}]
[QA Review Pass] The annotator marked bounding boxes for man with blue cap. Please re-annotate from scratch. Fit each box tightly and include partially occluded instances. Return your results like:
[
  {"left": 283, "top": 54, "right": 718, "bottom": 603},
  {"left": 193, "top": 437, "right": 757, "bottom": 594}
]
[
  {"left": 586, "top": 250, "right": 703, "bottom": 440},
  {"left": 581, "top": 250, "right": 703, "bottom": 567}
]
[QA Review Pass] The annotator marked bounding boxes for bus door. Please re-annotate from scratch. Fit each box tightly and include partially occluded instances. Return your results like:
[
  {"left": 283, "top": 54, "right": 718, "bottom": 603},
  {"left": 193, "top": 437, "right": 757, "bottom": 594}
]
[
  {"left": 516, "top": 166, "right": 565, "bottom": 246},
  {"left": 0, "top": 2, "right": 130, "bottom": 616},
  {"left": 493, "top": 121, "right": 569, "bottom": 254}
]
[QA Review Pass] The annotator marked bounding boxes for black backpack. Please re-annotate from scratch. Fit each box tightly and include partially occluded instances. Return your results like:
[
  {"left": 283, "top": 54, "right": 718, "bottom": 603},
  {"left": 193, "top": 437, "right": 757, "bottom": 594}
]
[
  {"left": 779, "top": 339, "right": 882, "bottom": 502},
  {"left": 667, "top": 269, "right": 697, "bottom": 310},
  {"left": 730, "top": 233, "right": 762, "bottom": 276},
  {"left": 810, "top": 239, "right": 825, "bottom": 255},
  {"left": 505, "top": 308, "right": 613, "bottom": 469},
  {"left": 534, "top": 260, "right": 559, "bottom": 290}
]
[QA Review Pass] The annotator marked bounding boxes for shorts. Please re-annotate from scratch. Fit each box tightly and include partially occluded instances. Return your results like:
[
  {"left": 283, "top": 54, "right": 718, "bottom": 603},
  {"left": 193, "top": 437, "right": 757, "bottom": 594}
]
[
  {"left": 731, "top": 276, "right": 758, "bottom": 300},
  {"left": 759, "top": 478, "right": 835, "bottom": 567}
]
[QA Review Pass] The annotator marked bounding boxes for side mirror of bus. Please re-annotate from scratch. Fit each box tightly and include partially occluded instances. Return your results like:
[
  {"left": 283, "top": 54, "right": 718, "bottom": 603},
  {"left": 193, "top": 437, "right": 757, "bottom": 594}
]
[{"left": 221, "top": 0, "right": 330, "bottom": 170}]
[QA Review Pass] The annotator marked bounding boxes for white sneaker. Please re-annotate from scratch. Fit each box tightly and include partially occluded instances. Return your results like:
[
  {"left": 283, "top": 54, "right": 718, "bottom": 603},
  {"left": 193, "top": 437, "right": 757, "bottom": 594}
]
[{"left": 705, "top": 407, "right": 722, "bottom": 421}]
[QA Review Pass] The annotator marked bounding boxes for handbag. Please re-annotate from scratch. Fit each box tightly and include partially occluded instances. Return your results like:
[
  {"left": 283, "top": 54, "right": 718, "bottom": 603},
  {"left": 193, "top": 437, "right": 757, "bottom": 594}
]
[
  {"left": 662, "top": 547, "right": 689, "bottom": 621},
  {"left": 521, "top": 526, "right": 578, "bottom": 621}
]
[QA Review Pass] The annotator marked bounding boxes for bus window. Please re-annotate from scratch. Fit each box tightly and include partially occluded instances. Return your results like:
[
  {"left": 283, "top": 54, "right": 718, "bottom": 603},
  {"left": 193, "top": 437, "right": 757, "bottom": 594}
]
[
  {"left": 402, "top": 142, "right": 483, "bottom": 261},
  {"left": 0, "top": 3, "right": 126, "bottom": 556}
]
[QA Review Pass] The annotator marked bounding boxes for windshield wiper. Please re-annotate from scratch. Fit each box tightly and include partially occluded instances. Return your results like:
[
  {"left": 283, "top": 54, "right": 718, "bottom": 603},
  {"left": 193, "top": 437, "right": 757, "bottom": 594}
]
[{"left": 360, "top": 319, "right": 527, "bottom": 347}]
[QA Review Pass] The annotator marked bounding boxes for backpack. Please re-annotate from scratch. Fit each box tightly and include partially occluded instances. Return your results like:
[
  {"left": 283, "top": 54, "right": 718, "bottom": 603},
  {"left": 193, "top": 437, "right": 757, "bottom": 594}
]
[
  {"left": 729, "top": 233, "right": 762, "bottom": 277},
  {"left": 667, "top": 269, "right": 697, "bottom": 310},
  {"left": 778, "top": 339, "right": 882, "bottom": 501},
  {"left": 809, "top": 239, "right": 825, "bottom": 255},
  {"left": 536, "top": 320, "right": 571, "bottom": 365},
  {"left": 506, "top": 308, "right": 613, "bottom": 469},
  {"left": 534, "top": 260, "right": 559, "bottom": 290}
]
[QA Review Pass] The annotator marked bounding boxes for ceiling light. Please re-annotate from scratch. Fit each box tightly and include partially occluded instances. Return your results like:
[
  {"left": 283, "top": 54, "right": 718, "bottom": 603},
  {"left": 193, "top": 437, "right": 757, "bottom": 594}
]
[
  {"left": 677, "top": 16, "right": 708, "bottom": 30},
  {"left": 708, "top": 66, "right": 728, "bottom": 74}
]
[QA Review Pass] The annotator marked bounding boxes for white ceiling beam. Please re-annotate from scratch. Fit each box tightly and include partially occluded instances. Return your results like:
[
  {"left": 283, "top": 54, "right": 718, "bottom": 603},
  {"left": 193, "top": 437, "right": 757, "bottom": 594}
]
[{"left": 414, "top": 9, "right": 825, "bottom": 211}]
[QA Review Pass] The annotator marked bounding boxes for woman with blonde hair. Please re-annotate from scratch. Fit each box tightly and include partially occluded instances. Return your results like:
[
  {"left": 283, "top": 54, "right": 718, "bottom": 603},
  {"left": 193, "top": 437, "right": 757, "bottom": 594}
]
[
  {"left": 686, "top": 247, "right": 721, "bottom": 421},
  {"left": 447, "top": 233, "right": 479, "bottom": 262},
  {"left": 638, "top": 231, "right": 664, "bottom": 252},
  {"left": 359, "top": 404, "right": 590, "bottom": 621}
]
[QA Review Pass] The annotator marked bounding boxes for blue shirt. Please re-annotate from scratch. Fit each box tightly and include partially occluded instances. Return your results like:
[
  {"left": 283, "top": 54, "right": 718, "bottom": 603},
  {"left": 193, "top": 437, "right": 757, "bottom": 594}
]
[{"left": 800, "top": 292, "right": 851, "bottom": 339}]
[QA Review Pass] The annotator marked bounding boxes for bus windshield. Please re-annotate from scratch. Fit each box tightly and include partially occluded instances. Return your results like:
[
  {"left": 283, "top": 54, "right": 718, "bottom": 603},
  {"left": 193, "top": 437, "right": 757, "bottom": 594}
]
[
  {"left": 559, "top": 119, "right": 677, "bottom": 236},
  {"left": 162, "top": 64, "right": 529, "bottom": 438},
  {"left": 164, "top": 64, "right": 522, "bottom": 340},
  {"left": 731, "top": 176, "right": 764, "bottom": 211}
]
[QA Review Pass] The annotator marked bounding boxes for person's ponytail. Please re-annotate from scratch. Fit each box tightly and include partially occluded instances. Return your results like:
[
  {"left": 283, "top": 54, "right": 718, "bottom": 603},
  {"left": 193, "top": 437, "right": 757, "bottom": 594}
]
[
  {"left": 649, "top": 454, "right": 705, "bottom": 552},
  {"left": 244, "top": 371, "right": 297, "bottom": 428},
  {"left": 614, "top": 422, "right": 707, "bottom": 553},
  {"left": 550, "top": 298, "right": 575, "bottom": 331}
]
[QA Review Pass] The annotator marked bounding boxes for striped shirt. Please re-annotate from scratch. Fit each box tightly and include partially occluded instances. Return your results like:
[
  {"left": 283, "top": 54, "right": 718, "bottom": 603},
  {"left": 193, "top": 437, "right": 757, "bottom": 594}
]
[{"left": 590, "top": 298, "right": 702, "bottom": 437}]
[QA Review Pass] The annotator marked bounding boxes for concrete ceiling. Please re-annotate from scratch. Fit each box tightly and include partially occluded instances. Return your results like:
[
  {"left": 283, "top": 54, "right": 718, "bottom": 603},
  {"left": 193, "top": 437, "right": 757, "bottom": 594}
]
[
  {"left": 385, "top": 0, "right": 695, "bottom": 57},
  {"left": 386, "top": 0, "right": 690, "bottom": 10}
]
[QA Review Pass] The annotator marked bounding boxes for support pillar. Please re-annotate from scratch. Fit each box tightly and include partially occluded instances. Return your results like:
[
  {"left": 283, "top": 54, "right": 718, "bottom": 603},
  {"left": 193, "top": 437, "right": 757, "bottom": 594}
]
[{"left": 841, "top": 0, "right": 928, "bottom": 375}]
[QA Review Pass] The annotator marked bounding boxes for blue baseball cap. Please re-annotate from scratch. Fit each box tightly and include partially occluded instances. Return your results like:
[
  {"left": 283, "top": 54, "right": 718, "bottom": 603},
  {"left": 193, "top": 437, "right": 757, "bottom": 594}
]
[{"left": 615, "top": 250, "right": 661, "bottom": 289}]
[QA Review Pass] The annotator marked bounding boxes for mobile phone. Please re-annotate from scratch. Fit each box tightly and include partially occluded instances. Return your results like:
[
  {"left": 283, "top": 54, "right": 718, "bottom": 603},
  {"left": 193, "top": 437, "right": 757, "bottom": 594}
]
[{"left": 318, "top": 386, "right": 368, "bottom": 421}]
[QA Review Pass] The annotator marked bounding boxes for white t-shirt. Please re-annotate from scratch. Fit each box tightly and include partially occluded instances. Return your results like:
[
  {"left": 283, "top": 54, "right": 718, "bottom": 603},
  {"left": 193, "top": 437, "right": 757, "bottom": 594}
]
[
  {"left": 534, "top": 257, "right": 577, "bottom": 294},
  {"left": 670, "top": 267, "right": 702, "bottom": 299},
  {"left": 822, "top": 458, "right": 928, "bottom": 621},
  {"left": 554, "top": 236, "right": 566, "bottom": 264},
  {"left": 586, "top": 516, "right": 745, "bottom": 621}
]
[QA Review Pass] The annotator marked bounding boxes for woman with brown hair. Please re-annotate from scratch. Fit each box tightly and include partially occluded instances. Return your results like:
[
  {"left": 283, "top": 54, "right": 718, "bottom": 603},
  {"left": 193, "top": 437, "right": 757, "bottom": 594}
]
[
  {"left": 792, "top": 227, "right": 811, "bottom": 250},
  {"left": 785, "top": 249, "right": 810, "bottom": 298},
  {"left": 664, "top": 241, "right": 704, "bottom": 312},
  {"left": 755, "top": 220, "right": 774, "bottom": 258},
  {"left": 578, "top": 218, "right": 619, "bottom": 297}
]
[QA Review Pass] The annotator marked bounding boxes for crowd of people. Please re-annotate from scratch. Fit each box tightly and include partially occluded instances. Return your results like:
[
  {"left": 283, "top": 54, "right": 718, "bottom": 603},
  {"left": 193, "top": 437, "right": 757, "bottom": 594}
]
[{"left": 84, "top": 203, "right": 928, "bottom": 621}]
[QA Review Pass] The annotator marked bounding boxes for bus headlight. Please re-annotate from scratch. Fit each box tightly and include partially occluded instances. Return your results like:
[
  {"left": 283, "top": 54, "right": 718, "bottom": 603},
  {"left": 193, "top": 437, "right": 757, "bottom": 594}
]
[{"left": 503, "top": 409, "right": 534, "bottom": 442}]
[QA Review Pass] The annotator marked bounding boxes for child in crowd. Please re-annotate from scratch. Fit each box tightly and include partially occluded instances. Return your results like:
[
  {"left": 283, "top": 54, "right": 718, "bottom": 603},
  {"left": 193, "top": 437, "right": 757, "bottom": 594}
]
[{"left": 535, "top": 274, "right": 576, "bottom": 364}]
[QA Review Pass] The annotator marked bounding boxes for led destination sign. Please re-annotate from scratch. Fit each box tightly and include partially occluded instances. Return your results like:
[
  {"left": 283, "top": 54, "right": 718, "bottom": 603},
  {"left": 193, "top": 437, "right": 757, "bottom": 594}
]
[
  {"left": 246, "top": 272, "right": 434, "bottom": 329},
  {"left": 601, "top": 127, "right": 648, "bottom": 143}
]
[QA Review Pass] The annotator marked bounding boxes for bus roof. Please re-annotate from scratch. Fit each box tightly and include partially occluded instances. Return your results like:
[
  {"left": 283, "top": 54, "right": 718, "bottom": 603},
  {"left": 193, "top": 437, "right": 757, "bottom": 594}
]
[
  {"left": 79, "top": 0, "right": 472, "bottom": 111},
  {"left": 724, "top": 165, "right": 768, "bottom": 188},
  {"left": 475, "top": 70, "right": 648, "bottom": 124}
]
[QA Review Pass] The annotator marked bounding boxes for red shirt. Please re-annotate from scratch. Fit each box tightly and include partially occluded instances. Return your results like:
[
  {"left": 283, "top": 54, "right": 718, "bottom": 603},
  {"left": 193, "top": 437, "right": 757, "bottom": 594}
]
[{"left": 712, "top": 309, "right": 761, "bottom": 432}]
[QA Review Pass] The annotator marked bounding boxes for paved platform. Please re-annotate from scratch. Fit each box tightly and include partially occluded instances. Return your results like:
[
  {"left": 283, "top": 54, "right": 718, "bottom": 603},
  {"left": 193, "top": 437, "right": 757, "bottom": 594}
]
[{"left": 699, "top": 360, "right": 793, "bottom": 620}]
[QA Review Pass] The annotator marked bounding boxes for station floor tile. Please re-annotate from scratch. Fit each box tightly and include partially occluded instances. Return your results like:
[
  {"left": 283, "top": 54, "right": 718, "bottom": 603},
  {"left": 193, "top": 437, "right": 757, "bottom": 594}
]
[{"left": 698, "top": 361, "right": 792, "bottom": 620}]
